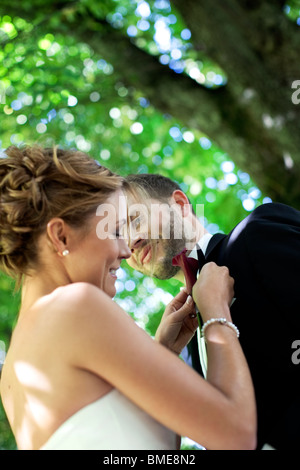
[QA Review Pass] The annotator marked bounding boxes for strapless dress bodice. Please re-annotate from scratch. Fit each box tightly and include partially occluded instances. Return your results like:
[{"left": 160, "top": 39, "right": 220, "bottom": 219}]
[{"left": 40, "top": 388, "right": 177, "bottom": 450}]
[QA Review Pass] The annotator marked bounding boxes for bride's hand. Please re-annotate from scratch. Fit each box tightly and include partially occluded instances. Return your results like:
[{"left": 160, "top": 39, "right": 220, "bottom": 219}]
[
  {"left": 155, "top": 288, "right": 198, "bottom": 355},
  {"left": 192, "top": 262, "right": 235, "bottom": 323}
]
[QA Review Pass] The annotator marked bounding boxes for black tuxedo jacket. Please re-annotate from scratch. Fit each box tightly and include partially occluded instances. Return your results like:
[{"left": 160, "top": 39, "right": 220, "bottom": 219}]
[{"left": 189, "top": 202, "right": 300, "bottom": 449}]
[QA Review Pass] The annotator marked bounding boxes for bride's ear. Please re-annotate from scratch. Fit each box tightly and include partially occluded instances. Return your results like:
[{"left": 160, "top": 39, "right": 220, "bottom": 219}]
[
  {"left": 171, "top": 190, "right": 192, "bottom": 217},
  {"left": 46, "top": 218, "right": 69, "bottom": 256}
]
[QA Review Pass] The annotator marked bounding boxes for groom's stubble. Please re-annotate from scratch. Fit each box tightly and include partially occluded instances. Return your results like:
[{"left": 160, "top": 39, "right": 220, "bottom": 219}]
[{"left": 129, "top": 217, "right": 186, "bottom": 280}]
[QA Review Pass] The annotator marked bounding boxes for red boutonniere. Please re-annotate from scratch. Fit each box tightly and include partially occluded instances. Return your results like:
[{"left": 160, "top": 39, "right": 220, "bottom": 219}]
[
  {"left": 172, "top": 248, "right": 203, "bottom": 327},
  {"left": 173, "top": 249, "right": 208, "bottom": 375},
  {"left": 172, "top": 249, "right": 199, "bottom": 295}
]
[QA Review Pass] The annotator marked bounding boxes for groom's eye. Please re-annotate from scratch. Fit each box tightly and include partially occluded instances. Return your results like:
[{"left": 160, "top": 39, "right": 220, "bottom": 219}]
[
  {"left": 129, "top": 215, "right": 141, "bottom": 232},
  {"left": 133, "top": 216, "right": 141, "bottom": 231}
]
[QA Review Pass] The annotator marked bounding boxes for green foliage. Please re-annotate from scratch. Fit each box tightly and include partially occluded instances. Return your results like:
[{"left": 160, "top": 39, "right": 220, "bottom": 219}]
[
  {"left": 0, "top": 0, "right": 271, "bottom": 450},
  {"left": 0, "top": 274, "right": 19, "bottom": 449},
  {"left": 285, "top": 0, "right": 300, "bottom": 21}
]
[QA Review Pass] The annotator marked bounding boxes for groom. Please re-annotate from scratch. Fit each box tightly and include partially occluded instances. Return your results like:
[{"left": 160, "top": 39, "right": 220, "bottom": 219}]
[{"left": 125, "top": 173, "right": 300, "bottom": 450}]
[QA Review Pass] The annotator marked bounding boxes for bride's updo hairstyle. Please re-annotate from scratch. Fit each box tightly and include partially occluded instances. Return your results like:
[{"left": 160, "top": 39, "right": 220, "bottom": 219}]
[{"left": 0, "top": 145, "right": 123, "bottom": 285}]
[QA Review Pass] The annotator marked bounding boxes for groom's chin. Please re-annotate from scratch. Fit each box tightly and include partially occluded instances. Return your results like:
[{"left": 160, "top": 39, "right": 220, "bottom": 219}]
[{"left": 152, "top": 263, "right": 181, "bottom": 280}]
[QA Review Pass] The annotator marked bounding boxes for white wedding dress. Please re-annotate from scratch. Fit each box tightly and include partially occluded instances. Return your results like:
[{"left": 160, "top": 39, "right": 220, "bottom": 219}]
[{"left": 40, "top": 388, "right": 177, "bottom": 450}]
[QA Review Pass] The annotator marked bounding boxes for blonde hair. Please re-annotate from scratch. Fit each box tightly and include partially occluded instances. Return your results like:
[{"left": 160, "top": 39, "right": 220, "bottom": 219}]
[{"left": 0, "top": 145, "right": 123, "bottom": 285}]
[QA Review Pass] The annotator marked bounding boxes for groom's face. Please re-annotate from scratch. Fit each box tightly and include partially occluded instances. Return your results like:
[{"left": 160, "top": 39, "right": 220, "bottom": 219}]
[{"left": 127, "top": 198, "right": 186, "bottom": 279}]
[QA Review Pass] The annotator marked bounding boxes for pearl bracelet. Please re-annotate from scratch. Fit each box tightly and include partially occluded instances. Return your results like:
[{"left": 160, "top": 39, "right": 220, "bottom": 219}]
[{"left": 201, "top": 318, "right": 240, "bottom": 340}]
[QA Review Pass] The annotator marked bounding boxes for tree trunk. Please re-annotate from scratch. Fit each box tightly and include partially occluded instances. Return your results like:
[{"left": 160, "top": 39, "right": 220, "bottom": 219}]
[{"left": 171, "top": 0, "right": 300, "bottom": 206}]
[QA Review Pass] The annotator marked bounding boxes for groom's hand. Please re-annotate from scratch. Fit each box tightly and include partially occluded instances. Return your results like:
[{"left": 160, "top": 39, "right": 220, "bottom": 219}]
[{"left": 155, "top": 288, "right": 198, "bottom": 355}]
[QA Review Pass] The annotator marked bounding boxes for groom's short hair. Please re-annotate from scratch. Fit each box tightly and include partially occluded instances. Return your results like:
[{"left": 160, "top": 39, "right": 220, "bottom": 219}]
[
  {"left": 126, "top": 173, "right": 196, "bottom": 216},
  {"left": 126, "top": 173, "right": 181, "bottom": 201}
]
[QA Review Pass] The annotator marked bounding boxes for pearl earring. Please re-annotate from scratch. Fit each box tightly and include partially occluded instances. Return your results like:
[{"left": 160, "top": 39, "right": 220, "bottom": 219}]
[{"left": 62, "top": 249, "right": 69, "bottom": 257}]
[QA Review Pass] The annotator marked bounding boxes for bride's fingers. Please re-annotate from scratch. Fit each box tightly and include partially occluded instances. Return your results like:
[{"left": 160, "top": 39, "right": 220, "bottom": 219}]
[
  {"left": 169, "top": 288, "right": 193, "bottom": 309},
  {"left": 167, "top": 295, "right": 196, "bottom": 322},
  {"left": 174, "top": 287, "right": 189, "bottom": 303}
]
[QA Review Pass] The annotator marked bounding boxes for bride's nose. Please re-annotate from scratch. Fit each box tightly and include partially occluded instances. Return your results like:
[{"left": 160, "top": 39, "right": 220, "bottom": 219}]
[{"left": 119, "top": 238, "right": 132, "bottom": 260}]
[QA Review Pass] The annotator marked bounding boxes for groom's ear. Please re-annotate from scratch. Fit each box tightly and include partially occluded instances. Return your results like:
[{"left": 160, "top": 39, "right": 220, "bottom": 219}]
[{"left": 171, "top": 190, "right": 192, "bottom": 217}]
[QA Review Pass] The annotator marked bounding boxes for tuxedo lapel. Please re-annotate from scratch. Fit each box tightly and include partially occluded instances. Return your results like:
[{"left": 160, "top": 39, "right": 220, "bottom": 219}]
[{"left": 205, "top": 233, "right": 227, "bottom": 260}]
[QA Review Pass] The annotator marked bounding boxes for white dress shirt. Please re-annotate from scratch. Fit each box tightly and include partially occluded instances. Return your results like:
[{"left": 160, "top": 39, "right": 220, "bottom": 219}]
[{"left": 188, "top": 233, "right": 213, "bottom": 260}]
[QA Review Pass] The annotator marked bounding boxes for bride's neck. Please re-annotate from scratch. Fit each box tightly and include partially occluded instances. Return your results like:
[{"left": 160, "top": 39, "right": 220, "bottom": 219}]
[{"left": 19, "top": 270, "right": 68, "bottom": 317}]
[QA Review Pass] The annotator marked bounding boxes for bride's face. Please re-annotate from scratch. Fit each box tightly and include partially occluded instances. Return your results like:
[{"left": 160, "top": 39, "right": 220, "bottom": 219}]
[{"left": 67, "top": 190, "right": 131, "bottom": 297}]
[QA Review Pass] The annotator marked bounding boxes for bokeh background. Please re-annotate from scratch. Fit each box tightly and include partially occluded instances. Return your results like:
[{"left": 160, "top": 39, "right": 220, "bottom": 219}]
[{"left": 1, "top": 0, "right": 300, "bottom": 449}]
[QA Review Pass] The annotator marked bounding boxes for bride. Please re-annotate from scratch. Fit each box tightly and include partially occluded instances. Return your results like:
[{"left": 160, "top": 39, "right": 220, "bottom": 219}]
[{"left": 0, "top": 145, "right": 256, "bottom": 450}]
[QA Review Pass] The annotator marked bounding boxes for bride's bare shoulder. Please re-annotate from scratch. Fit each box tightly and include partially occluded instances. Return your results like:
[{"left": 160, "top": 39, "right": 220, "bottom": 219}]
[
  {"left": 50, "top": 282, "right": 117, "bottom": 323},
  {"left": 52, "top": 282, "right": 115, "bottom": 310},
  {"left": 57, "top": 282, "right": 113, "bottom": 304},
  {"left": 31, "top": 283, "right": 122, "bottom": 358},
  {"left": 54, "top": 282, "right": 107, "bottom": 301}
]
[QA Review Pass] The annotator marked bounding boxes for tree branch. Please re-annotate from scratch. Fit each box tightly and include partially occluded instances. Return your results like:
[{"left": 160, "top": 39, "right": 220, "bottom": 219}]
[{"left": 1, "top": 0, "right": 300, "bottom": 205}]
